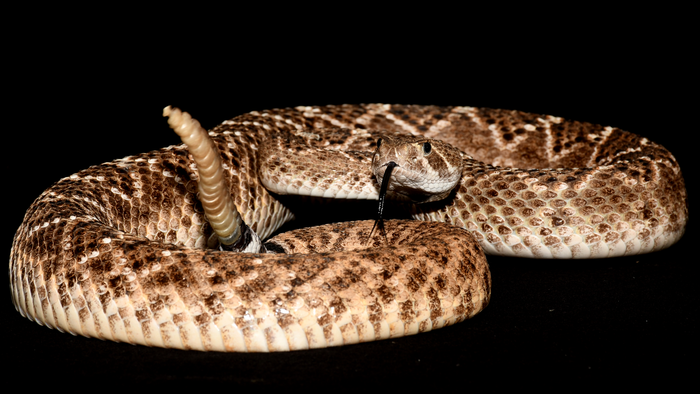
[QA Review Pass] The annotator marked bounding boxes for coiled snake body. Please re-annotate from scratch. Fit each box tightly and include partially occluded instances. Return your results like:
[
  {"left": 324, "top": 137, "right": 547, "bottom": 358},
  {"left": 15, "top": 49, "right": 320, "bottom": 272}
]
[{"left": 9, "top": 104, "right": 687, "bottom": 352}]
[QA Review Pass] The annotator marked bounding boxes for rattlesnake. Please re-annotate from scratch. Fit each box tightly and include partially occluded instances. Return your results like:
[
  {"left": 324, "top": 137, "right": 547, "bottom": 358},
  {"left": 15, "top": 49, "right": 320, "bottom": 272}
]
[{"left": 9, "top": 104, "right": 687, "bottom": 352}]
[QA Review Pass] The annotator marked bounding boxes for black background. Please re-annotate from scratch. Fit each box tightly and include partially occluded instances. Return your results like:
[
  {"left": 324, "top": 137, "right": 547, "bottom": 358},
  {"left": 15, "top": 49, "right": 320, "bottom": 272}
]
[{"left": 5, "top": 13, "right": 696, "bottom": 389}]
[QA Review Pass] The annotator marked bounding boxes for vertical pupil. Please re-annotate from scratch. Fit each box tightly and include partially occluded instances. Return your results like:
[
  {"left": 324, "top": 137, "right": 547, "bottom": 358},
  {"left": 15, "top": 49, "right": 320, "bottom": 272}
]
[{"left": 423, "top": 142, "right": 431, "bottom": 155}]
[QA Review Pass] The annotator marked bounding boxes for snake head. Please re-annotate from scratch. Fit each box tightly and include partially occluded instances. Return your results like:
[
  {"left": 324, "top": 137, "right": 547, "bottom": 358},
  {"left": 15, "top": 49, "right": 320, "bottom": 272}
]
[{"left": 371, "top": 136, "right": 464, "bottom": 203}]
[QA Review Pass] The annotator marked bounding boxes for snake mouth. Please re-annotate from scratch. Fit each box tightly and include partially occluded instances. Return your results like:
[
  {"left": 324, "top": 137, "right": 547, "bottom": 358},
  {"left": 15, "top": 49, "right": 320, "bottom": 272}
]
[
  {"left": 375, "top": 160, "right": 459, "bottom": 204},
  {"left": 377, "top": 161, "right": 399, "bottom": 176},
  {"left": 375, "top": 161, "right": 436, "bottom": 203},
  {"left": 376, "top": 161, "right": 408, "bottom": 196}
]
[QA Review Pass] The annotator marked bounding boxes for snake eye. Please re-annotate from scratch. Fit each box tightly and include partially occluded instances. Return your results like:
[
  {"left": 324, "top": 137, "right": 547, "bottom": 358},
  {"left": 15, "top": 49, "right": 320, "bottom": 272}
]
[{"left": 422, "top": 142, "right": 432, "bottom": 156}]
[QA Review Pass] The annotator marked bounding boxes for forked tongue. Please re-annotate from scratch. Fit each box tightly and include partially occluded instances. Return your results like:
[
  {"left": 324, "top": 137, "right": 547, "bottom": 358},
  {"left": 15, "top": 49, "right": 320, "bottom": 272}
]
[{"left": 368, "top": 162, "right": 397, "bottom": 242}]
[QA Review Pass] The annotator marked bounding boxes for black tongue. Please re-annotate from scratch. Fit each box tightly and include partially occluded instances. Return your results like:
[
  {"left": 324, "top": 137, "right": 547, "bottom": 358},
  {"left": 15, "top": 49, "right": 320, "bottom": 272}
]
[
  {"left": 377, "top": 162, "right": 397, "bottom": 221},
  {"left": 367, "top": 162, "right": 397, "bottom": 243}
]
